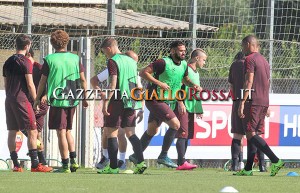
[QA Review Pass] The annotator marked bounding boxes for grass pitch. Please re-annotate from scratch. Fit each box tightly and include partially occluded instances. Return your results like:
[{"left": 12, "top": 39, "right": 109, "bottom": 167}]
[{"left": 0, "top": 168, "right": 299, "bottom": 193}]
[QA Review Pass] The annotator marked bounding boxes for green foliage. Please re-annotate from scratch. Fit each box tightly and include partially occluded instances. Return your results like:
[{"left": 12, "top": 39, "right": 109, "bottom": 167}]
[{"left": 93, "top": 52, "right": 107, "bottom": 74}]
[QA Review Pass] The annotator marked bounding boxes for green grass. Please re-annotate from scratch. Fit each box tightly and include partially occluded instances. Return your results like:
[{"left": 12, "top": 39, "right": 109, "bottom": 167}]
[{"left": 0, "top": 168, "right": 300, "bottom": 193}]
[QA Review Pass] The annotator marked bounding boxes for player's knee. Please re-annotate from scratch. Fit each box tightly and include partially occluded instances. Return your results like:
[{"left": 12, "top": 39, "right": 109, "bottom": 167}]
[
  {"left": 147, "top": 127, "right": 158, "bottom": 136},
  {"left": 170, "top": 120, "right": 180, "bottom": 130}
]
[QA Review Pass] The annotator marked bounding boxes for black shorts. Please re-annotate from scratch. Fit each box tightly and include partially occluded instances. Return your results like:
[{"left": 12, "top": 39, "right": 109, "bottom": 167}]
[
  {"left": 231, "top": 101, "right": 244, "bottom": 135},
  {"left": 242, "top": 102, "right": 267, "bottom": 134},
  {"left": 104, "top": 100, "right": 136, "bottom": 128},
  {"left": 48, "top": 106, "right": 76, "bottom": 130},
  {"left": 146, "top": 100, "right": 176, "bottom": 126}
]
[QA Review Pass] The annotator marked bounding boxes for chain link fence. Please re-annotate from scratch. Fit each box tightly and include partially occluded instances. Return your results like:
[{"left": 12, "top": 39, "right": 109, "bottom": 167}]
[{"left": 0, "top": 33, "right": 299, "bottom": 168}]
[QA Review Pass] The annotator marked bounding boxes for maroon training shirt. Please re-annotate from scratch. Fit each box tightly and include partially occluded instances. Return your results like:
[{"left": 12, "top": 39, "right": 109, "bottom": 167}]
[
  {"left": 228, "top": 59, "right": 245, "bottom": 100},
  {"left": 244, "top": 52, "right": 270, "bottom": 106},
  {"left": 3, "top": 54, "right": 33, "bottom": 101}
]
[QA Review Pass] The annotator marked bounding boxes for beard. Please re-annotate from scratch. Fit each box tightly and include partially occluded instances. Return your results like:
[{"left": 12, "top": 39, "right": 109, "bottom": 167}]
[{"left": 174, "top": 53, "right": 185, "bottom": 61}]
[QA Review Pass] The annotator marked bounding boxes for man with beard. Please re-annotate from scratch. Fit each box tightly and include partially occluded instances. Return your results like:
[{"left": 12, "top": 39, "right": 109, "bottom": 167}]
[{"left": 130, "top": 41, "right": 201, "bottom": 168}]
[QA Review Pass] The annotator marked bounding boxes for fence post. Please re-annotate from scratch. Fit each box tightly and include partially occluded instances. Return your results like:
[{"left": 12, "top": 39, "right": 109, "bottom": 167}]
[
  {"left": 24, "top": 0, "right": 32, "bottom": 34},
  {"left": 189, "top": 0, "right": 197, "bottom": 50},
  {"left": 268, "top": 0, "right": 274, "bottom": 92},
  {"left": 107, "top": 0, "right": 116, "bottom": 35},
  {"left": 79, "top": 37, "right": 92, "bottom": 167}
]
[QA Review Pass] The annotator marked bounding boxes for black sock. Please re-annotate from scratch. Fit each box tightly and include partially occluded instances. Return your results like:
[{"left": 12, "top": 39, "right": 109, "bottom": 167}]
[
  {"left": 29, "top": 149, "right": 39, "bottom": 168},
  {"left": 62, "top": 158, "right": 69, "bottom": 167},
  {"left": 10, "top": 151, "right": 20, "bottom": 168},
  {"left": 108, "top": 137, "right": 118, "bottom": 169},
  {"left": 129, "top": 134, "right": 144, "bottom": 163},
  {"left": 239, "top": 151, "right": 243, "bottom": 162},
  {"left": 257, "top": 148, "right": 265, "bottom": 171},
  {"left": 69, "top": 151, "right": 76, "bottom": 164},
  {"left": 176, "top": 138, "right": 186, "bottom": 165},
  {"left": 231, "top": 139, "right": 241, "bottom": 170},
  {"left": 184, "top": 139, "right": 189, "bottom": 155},
  {"left": 250, "top": 135, "right": 279, "bottom": 163},
  {"left": 159, "top": 128, "right": 177, "bottom": 157},
  {"left": 140, "top": 131, "right": 153, "bottom": 152},
  {"left": 244, "top": 140, "right": 257, "bottom": 171},
  {"left": 37, "top": 151, "right": 47, "bottom": 165}
]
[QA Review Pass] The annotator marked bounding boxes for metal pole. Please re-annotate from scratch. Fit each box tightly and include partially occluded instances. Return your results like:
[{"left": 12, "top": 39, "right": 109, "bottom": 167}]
[
  {"left": 189, "top": 0, "right": 197, "bottom": 50},
  {"left": 80, "top": 37, "right": 91, "bottom": 167},
  {"left": 24, "top": 0, "right": 32, "bottom": 34},
  {"left": 107, "top": 0, "right": 115, "bottom": 35},
  {"left": 268, "top": 0, "right": 274, "bottom": 92}
]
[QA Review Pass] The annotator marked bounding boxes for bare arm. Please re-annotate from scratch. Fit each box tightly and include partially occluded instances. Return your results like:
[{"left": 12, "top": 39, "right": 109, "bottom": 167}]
[
  {"left": 80, "top": 72, "right": 88, "bottom": 99},
  {"left": 139, "top": 66, "right": 169, "bottom": 90},
  {"left": 36, "top": 75, "right": 47, "bottom": 101},
  {"left": 90, "top": 75, "right": 101, "bottom": 90},
  {"left": 238, "top": 72, "right": 254, "bottom": 118},
  {"left": 25, "top": 74, "right": 37, "bottom": 101},
  {"left": 241, "top": 72, "right": 254, "bottom": 102},
  {"left": 182, "top": 76, "right": 202, "bottom": 91}
]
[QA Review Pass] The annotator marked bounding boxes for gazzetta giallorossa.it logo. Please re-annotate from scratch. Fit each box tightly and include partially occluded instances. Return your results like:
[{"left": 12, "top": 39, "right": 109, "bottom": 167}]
[{"left": 52, "top": 87, "right": 254, "bottom": 101}]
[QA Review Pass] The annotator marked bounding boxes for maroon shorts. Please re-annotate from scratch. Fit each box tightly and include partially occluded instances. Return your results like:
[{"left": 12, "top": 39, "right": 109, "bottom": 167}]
[
  {"left": 35, "top": 103, "right": 49, "bottom": 132},
  {"left": 48, "top": 106, "right": 76, "bottom": 130},
  {"left": 242, "top": 102, "right": 267, "bottom": 134},
  {"left": 104, "top": 100, "right": 136, "bottom": 128},
  {"left": 146, "top": 100, "right": 176, "bottom": 126},
  {"left": 5, "top": 98, "right": 37, "bottom": 130},
  {"left": 174, "top": 104, "right": 188, "bottom": 139},
  {"left": 231, "top": 101, "right": 244, "bottom": 135}
]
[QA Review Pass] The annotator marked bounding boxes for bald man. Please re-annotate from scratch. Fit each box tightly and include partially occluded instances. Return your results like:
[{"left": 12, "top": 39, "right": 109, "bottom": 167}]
[
  {"left": 90, "top": 50, "right": 143, "bottom": 171},
  {"left": 234, "top": 35, "right": 284, "bottom": 176}
]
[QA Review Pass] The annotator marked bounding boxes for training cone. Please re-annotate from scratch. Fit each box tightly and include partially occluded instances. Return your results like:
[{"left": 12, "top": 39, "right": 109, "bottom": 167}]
[
  {"left": 220, "top": 186, "right": 239, "bottom": 193},
  {"left": 287, "top": 172, "right": 299, "bottom": 177}
]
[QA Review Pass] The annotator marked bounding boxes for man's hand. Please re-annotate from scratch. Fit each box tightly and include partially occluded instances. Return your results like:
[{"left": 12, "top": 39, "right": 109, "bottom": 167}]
[
  {"left": 82, "top": 99, "right": 88, "bottom": 109},
  {"left": 33, "top": 100, "right": 40, "bottom": 111},
  {"left": 158, "top": 82, "right": 170, "bottom": 90},
  {"left": 178, "top": 101, "right": 186, "bottom": 115},
  {"left": 266, "top": 107, "right": 271, "bottom": 117},
  {"left": 194, "top": 85, "right": 202, "bottom": 92},
  {"left": 41, "top": 95, "right": 47, "bottom": 104},
  {"left": 136, "top": 110, "right": 144, "bottom": 123},
  {"left": 238, "top": 102, "right": 245, "bottom": 118},
  {"left": 102, "top": 101, "right": 110, "bottom": 116}
]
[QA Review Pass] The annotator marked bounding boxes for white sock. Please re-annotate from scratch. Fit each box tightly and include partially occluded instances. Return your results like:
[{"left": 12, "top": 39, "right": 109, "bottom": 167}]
[
  {"left": 103, "top": 149, "right": 109, "bottom": 159},
  {"left": 119, "top": 152, "right": 126, "bottom": 162}
]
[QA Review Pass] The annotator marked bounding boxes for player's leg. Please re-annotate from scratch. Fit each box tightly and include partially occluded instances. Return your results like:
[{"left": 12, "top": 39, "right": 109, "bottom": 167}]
[
  {"left": 48, "top": 107, "right": 70, "bottom": 173},
  {"left": 230, "top": 101, "right": 244, "bottom": 171},
  {"left": 231, "top": 133, "right": 243, "bottom": 171},
  {"left": 117, "top": 127, "right": 127, "bottom": 169},
  {"left": 5, "top": 100, "right": 22, "bottom": 172},
  {"left": 97, "top": 127, "right": 119, "bottom": 174},
  {"left": 96, "top": 128, "right": 110, "bottom": 169},
  {"left": 248, "top": 106, "right": 284, "bottom": 176},
  {"left": 125, "top": 126, "right": 147, "bottom": 174},
  {"left": 157, "top": 115, "right": 179, "bottom": 168},
  {"left": 129, "top": 120, "right": 159, "bottom": 165},
  {"left": 97, "top": 101, "right": 122, "bottom": 174},
  {"left": 122, "top": 109, "right": 146, "bottom": 174},
  {"left": 8, "top": 130, "right": 22, "bottom": 172},
  {"left": 35, "top": 104, "right": 50, "bottom": 169}
]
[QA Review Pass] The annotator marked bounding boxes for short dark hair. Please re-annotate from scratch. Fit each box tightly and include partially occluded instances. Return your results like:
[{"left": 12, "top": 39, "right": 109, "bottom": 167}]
[
  {"left": 50, "top": 30, "right": 69, "bottom": 50},
  {"left": 169, "top": 41, "right": 185, "bottom": 50},
  {"left": 242, "top": 35, "right": 258, "bottom": 44},
  {"left": 100, "top": 37, "right": 118, "bottom": 48},
  {"left": 16, "top": 34, "right": 31, "bottom": 50}
]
